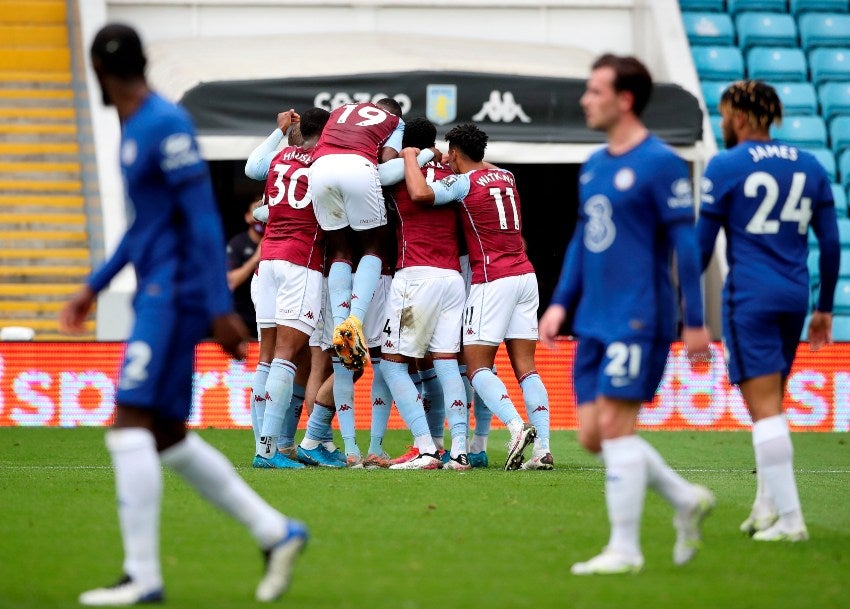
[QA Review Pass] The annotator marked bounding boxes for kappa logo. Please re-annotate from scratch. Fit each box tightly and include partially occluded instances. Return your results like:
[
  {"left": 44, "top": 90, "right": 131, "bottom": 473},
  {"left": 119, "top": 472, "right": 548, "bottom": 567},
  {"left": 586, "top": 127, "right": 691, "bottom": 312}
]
[
  {"left": 304, "top": 311, "right": 315, "bottom": 320},
  {"left": 373, "top": 398, "right": 386, "bottom": 406},
  {"left": 254, "top": 394, "right": 266, "bottom": 403},
  {"left": 338, "top": 301, "right": 350, "bottom": 309},
  {"left": 384, "top": 340, "right": 394, "bottom": 349},
  {"left": 466, "top": 327, "right": 475, "bottom": 335},
  {"left": 501, "top": 394, "right": 510, "bottom": 401},
  {"left": 338, "top": 404, "right": 352, "bottom": 412},
  {"left": 532, "top": 405, "right": 549, "bottom": 413},
  {"left": 472, "top": 91, "right": 531, "bottom": 123},
  {"left": 451, "top": 399, "right": 465, "bottom": 409}
]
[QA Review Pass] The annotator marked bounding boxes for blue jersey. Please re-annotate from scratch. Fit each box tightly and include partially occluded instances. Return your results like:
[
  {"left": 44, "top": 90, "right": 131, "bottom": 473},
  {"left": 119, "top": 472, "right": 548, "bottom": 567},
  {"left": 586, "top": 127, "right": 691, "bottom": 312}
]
[
  {"left": 698, "top": 140, "right": 838, "bottom": 313},
  {"left": 88, "top": 93, "right": 232, "bottom": 319},
  {"left": 552, "top": 135, "right": 704, "bottom": 342}
]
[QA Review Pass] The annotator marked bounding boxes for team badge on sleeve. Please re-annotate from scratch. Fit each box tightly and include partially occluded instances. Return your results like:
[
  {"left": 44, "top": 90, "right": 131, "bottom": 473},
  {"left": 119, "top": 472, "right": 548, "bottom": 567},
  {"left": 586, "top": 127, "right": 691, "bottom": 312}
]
[
  {"left": 667, "top": 177, "right": 694, "bottom": 208},
  {"left": 160, "top": 132, "right": 200, "bottom": 172}
]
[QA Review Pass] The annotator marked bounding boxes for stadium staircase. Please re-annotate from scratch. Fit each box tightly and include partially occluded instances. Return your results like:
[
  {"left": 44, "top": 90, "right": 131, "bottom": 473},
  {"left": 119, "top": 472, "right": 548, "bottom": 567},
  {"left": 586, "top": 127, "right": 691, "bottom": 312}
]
[
  {"left": 0, "top": 0, "right": 96, "bottom": 340},
  {"left": 681, "top": 0, "right": 850, "bottom": 340}
]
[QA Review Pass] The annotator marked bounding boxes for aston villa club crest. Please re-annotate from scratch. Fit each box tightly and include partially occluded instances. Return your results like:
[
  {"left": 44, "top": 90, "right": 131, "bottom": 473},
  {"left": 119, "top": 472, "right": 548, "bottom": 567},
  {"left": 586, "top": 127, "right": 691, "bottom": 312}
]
[{"left": 426, "top": 84, "right": 457, "bottom": 125}]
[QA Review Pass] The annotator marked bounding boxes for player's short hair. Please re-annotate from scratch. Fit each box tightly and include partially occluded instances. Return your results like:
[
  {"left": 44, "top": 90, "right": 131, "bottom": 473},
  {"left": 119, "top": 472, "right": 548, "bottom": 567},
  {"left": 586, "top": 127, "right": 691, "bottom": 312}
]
[
  {"left": 591, "top": 54, "right": 653, "bottom": 117},
  {"left": 90, "top": 23, "right": 147, "bottom": 78},
  {"left": 720, "top": 80, "right": 783, "bottom": 130},
  {"left": 299, "top": 107, "right": 331, "bottom": 140},
  {"left": 402, "top": 117, "right": 437, "bottom": 149},
  {"left": 444, "top": 123, "right": 488, "bottom": 162},
  {"left": 375, "top": 97, "right": 403, "bottom": 117}
]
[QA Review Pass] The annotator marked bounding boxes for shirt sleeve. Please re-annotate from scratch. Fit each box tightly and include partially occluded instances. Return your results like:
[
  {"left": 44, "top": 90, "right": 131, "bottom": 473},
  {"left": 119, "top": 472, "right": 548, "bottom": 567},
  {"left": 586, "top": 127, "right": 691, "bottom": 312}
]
[
  {"left": 669, "top": 221, "right": 705, "bottom": 328},
  {"left": 810, "top": 176, "right": 841, "bottom": 312},
  {"left": 87, "top": 232, "right": 131, "bottom": 293},
  {"left": 383, "top": 118, "right": 405, "bottom": 152},
  {"left": 378, "top": 148, "right": 434, "bottom": 185},
  {"left": 430, "top": 172, "right": 471, "bottom": 206},
  {"left": 244, "top": 128, "right": 284, "bottom": 181},
  {"left": 550, "top": 227, "right": 582, "bottom": 309}
]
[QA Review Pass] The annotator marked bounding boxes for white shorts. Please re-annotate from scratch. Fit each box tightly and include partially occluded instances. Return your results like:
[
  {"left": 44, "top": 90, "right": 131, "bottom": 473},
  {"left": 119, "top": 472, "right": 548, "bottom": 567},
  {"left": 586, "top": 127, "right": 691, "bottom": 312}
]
[
  {"left": 256, "top": 259, "right": 323, "bottom": 336},
  {"left": 309, "top": 154, "right": 387, "bottom": 232},
  {"left": 364, "top": 273, "right": 392, "bottom": 349},
  {"left": 382, "top": 267, "right": 465, "bottom": 358},
  {"left": 463, "top": 273, "right": 540, "bottom": 346},
  {"left": 250, "top": 273, "right": 274, "bottom": 332}
]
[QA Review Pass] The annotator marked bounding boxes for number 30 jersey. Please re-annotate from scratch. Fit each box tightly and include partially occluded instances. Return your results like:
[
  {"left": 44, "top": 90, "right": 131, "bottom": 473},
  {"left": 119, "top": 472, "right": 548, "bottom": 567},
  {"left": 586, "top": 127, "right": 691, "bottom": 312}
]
[
  {"left": 430, "top": 167, "right": 534, "bottom": 284},
  {"left": 261, "top": 145, "right": 324, "bottom": 271},
  {"left": 699, "top": 140, "right": 834, "bottom": 312}
]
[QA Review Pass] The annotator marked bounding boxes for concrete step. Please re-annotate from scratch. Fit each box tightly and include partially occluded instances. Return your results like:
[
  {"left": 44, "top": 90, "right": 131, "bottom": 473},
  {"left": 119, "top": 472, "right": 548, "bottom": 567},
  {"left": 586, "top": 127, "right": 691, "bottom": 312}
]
[
  {"left": 0, "top": 283, "right": 81, "bottom": 297},
  {"left": 0, "top": 318, "right": 95, "bottom": 333},
  {"left": 0, "top": 212, "right": 86, "bottom": 226},
  {"left": 0, "top": 48, "right": 70, "bottom": 72},
  {"left": 0, "top": 193, "right": 84, "bottom": 209},
  {"left": 32, "top": 333, "right": 96, "bottom": 341},
  {"left": 0, "top": 179, "right": 82, "bottom": 192},
  {"left": 0, "top": 88, "right": 73, "bottom": 108},
  {"left": 0, "top": 2, "right": 66, "bottom": 24},
  {"left": 0, "top": 141, "right": 79, "bottom": 156},
  {"left": 0, "top": 265, "right": 90, "bottom": 280},
  {"left": 0, "top": 247, "right": 89, "bottom": 260},
  {"left": 0, "top": 229, "right": 88, "bottom": 246},
  {"left": 0, "top": 124, "right": 77, "bottom": 139},
  {"left": 0, "top": 159, "right": 80, "bottom": 173},
  {"left": 0, "top": 106, "right": 75, "bottom": 121},
  {"left": 0, "top": 71, "right": 71, "bottom": 85},
  {"left": 0, "top": 300, "right": 67, "bottom": 314},
  {"left": 0, "top": 25, "right": 68, "bottom": 47}
]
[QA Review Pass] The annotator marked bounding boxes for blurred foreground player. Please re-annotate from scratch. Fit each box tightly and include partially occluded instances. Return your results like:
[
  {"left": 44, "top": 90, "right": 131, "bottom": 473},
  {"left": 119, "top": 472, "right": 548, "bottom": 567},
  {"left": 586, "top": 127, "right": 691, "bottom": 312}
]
[{"left": 60, "top": 23, "right": 306, "bottom": 605}]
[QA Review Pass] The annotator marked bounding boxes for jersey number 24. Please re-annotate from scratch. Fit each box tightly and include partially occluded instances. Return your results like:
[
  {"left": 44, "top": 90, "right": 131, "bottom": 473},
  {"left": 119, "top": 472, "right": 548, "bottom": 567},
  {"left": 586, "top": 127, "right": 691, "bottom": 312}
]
[{"left": 745, "top": 171, "right": 811, "bottom": 235}]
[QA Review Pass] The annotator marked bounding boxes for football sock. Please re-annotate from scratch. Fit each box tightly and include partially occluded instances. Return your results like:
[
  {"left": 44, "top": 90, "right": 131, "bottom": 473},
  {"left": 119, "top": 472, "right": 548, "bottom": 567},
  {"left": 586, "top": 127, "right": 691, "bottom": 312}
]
[
  {"left": 421, "top": 367, "right": 445, "bottom": 447},
  {"left": 279, "top": 384, "right": 305, "bottom": 450},
  {"left": 381, "top": 359, "right": 432, "bottom": 442},
  {"left": 520, "top": 372, "right": 550, "bottom": 452},
  {"left": 368, "top": 359, "right": 392, "bottom": 455},
  {"left": 753, "top": 415, "right": 804, "bottom": 529},
  {"left": 161, "top": 433, "right": 285, "bottom": 549},
  {"left": 602, "top": 435, "right": 647, "bottom": 558},
  {"left": 469, "top": 367, "right": 522, "bottom": 430},
  {"left": 332, "top": 360, "right": 360, "bottom": 457},
  {"left": 637, "top": 436, "right": 694, "bottom": 509},
  {"left": 434, "top": 358, "right": 468, "bottom": 457},
  {"left": 257, "top": 358, "right": 296, "bottom": 458},
  {"left": 250, "top": 362, "right": 270, "bottom": 445},
  {"left": 105, "top": 428, "right": 163, "bottom": 591},
  {"left": 470, "top": 389, "right": 492, "bottom": 453},
  {"left": 301, "top": 401, "right": 334, "bottom": 449},
  {"left": 328, "top": 260, "right": 353, "bottom": 325},
  {"left": 350, "top": 254, "right": 382, "bottom": 321}
]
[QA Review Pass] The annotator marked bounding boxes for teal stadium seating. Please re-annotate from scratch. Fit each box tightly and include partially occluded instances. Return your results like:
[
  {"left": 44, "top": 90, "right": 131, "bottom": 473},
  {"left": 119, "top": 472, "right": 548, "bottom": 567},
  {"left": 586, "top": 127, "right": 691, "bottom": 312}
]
[
  {"left": 809, "top": 48, "right": 850, "bottom": 85},
  {"left": 830, "top": 183, "right": 848, "bottom": 217},
  {"left": 681, "top": 0, "right": 726, "bottom": 10},
  {"left": 736, "top": 12, "right": 798, "bottom": 50},
  {"left": 832, "top": 314, "right": 850, "bottom": 340},
  {"left": 748, "top": 46, "right": 809, "bottom": 81},
  {"left": 775, "top": 82, "right": 819, "bottom": 114},
  {"left": 684, "top": 12, "right": 737, "bottom": 45},
  {"left": 799, "top": 12, "right": 850, "bottom": 52},
  {"left": 804, "top": 147, "right": 838, "bottom": 181},
  {"left": 834, "top": 278, "right": 850, "bottom": 314},
  {"left": 771, "top": 115, "right": 828, "bottom": 147},
  {"left": 702, "top": 80, "right": 732, "bottom": 113},
  {"left": 840, "top": 149, "right": 850, "bottom": 189},
  {"left": 829, "top": 115, "right": 850, "bottom": 154},
  {"left": 693, "top": 45, "right": 746, "bottom": 80},
  {"left": 791, "top": 0, "right": 850, "bottom": 17},
  {"left": 819, "top": 82, "right": 850, "bottom": 121},
  {"left": 728, "top": 0, "right": 788, "bottom": 15}
]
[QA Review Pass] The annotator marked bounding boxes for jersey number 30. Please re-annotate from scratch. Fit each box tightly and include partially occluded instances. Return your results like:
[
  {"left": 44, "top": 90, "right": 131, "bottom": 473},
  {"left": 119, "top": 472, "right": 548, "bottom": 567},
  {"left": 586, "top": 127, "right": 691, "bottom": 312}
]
[
  {"left": 268, "top": 163, "right": 310, "bottom": 209},
  {"left": 744, "top": 171, "right": 812, "bottom": 235}
]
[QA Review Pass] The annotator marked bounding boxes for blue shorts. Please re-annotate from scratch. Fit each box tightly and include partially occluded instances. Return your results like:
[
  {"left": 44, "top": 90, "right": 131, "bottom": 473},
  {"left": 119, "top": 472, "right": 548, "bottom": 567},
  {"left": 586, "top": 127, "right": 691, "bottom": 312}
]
[
  {"left": 573, "top": 336, "right": 670, "bottom": 405},
  {"left": 116, "top": 297, "right": 210, "bottom": 421},
  {"left": 723, "top": 308, "right": 805, "bottom": 385}
]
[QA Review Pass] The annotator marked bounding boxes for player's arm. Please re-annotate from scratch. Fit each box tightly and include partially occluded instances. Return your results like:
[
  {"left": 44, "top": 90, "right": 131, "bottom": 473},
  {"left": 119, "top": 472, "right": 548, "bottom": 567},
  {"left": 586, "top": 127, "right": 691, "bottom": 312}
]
[
  {"left": 808, "top": 183, "right": 841, "bottom": 349},
  {"left": 695, "top": 159, "right": 729, "bottom": 271},
  {"left": 696, "top": 213, "right": 723, "bottom": 272},
  {"left": 378, "top": 148, "right": 434, "bottom": 186},
  {"left": 669, "top": 219, "right": 712, "bottom": 359},
  {"left": 226, "top": 241, "right": 261, "bottom": 291},
  {"left": 244, "top": 110, "right": 298, "bottom": 180},
  {"left": 402, "top": 147, "right": 469, "bottom": 206},
  {"left": 380, "top": 118, "right": 405, "bottom": 163}
]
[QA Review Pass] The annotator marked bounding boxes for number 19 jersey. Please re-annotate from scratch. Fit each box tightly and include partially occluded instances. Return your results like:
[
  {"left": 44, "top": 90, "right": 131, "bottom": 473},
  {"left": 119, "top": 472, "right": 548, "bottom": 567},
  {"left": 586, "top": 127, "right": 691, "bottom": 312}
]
[{"left": 700, "top": 140, "right": 834, "bottom": 312}]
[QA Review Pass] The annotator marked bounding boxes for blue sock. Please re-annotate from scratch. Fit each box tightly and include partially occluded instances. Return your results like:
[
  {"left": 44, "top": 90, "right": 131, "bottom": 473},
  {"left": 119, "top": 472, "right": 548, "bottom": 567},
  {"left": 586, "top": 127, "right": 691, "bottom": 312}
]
[
  {"left": 470, "top": 367, "right": 521, "bottom": 430},
  {"left": 381, "top": 359, "right": 430, "bottom": 438},
  {"left": 350, "top": 254, "right": 382, "bottom": 321},
  {"left": 333, "top": 360, "right": 359, "bottom": 456},
  {"left": 279, "top": 383, "right": 305, "bottom": 449},
  {"left": 251, "top": 362, "right": 270, "bottom": 445},
  {"left": 368, "top": 358, "right": 392, "bottom": 455},
  {"left": 521, "top": 372, "right": 550, "bottom": 451},
  {"left": 328, "top": 260, "right": 353, "bottom": 325},
  {"left": 434, "top": 359, "right": 467, "bottom": 456},
  {"left": 258, "top": 359, "right": 296, "bottom": 456},
  {"left": 421, "top": 367, "right": 445, "bottom": 445},
  {"left": 304, "top": 401, "right": 334, "bottom": 443},
  {"left": 474, "top": 391, "right": 493, "bottom": 435}
]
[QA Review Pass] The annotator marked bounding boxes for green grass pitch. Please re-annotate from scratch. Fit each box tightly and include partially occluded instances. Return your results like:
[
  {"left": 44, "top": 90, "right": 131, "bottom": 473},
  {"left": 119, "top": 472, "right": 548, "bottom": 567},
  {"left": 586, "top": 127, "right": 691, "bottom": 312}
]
[{"left": 1, "top": 428, "right": 847, "bottom": 609}]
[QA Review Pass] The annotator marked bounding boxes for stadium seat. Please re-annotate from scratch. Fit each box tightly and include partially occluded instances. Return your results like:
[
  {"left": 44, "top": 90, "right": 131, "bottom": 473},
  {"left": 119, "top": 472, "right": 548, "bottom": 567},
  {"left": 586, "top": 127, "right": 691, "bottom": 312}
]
[
  {"left": 710, "top": 114, "right": 725, "bottom": 146},
  {"left": 833, "top": 279, "right": 850, "bottom": 313},
  {"left": 771, "top": 116, "right": 828, "bottom": 148},
  {"left": 748, "top": 47, "right": 808, "bottom": 82},
  {"left": 791, "top": 0, "right": 850, "bottom": 18},
  {"left": 841, "top": 149, "right": 850, "bottom": 188},
  {"left": 803, "top": 147, "right": 837, "bottom": 181},
  {"left": 809, "top": 48, "right": 850, "bottom": 86},
  {"left": 812, "top": 250, "right": 850, "bottom": 281},
  {"left": 799, "top": 13, "right": 850, "bottom": 52},
  {"left": 819, "top": 82, "right": 850, "bottom": 122},
  {"left": 775, "top": 82, "right": 818, "bottom": 115},
  {"left": 683, "top": 12, "right": 736, "bottom": 46},
  {"left": 832, "top": 314, "right": 850, "bottom": 341},
  {"left": 680, "top": 0, "right": 726, "bottom": 10},
  {"left": 829, "top": 115, "right": 850, "bottom": 154},
  {"left": 701, "top": 80, "right": 732, "bottom": 113},
  {"left": 736, "top": 13, "right": 798, "bottom": 51},
  {"left": 692, "top": 46, "right": 746, "bottom": 80},
  {"left": 727, "top": 0, "right": 787, "bottom": 15},
  {"left": 831, "top": 183, "right": 848, "bottom": 217},
  {"left": 838, "top": 217, "right": 850, "bottom": 245}
]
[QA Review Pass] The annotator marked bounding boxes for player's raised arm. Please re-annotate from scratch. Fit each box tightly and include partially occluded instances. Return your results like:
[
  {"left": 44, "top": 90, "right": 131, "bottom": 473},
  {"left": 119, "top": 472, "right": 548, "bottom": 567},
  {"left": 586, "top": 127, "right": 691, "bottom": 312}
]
[{"left": 244, "top": 109, "right": 298, "bottom": 180}]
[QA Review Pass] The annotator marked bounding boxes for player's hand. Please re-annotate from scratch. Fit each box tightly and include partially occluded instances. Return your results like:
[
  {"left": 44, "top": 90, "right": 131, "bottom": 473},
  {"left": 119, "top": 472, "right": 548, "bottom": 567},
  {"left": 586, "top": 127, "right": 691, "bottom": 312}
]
[
  {"left": 276, "top": 109, "right": 297, "bottom": 132},
  {"left": 429, "top": 147, "right": 444, "bottom": 163},
  {"left": 59, "top": 286, "right": 96, "bottom": 335},
  {"left": 682, "top": 326, "right": 712, "bottom": 364},
  {"left": 807, "top": 310, "right": 832, "bottom": 351},
  {"left": 212, "top": 313, "right": 250, "bottom": 360},
  {"left": 400, "top": 147, "right": 420, "bottom": 159},
  {"left": 538, "top": 304, "right": 567, "bottom": 349}
]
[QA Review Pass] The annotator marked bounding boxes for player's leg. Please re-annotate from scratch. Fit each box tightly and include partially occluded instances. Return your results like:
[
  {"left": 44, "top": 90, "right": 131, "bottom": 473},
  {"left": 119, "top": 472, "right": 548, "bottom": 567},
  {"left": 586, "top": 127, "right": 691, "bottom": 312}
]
[
  {"left": 277, "top": 344, "right": 311, "bottom": 458},
  {"left": 251, "top": 326, "right": 275, "bottom": 449},
  {"left": 506, "top": 339, "right": 552, "bottom": 469},
  {"left": 296, "top": 368, "right": 344, "bottom": 469},
  {"left": 365, "top": 346, "right": 393, "bottom": 467},
  {"left": 419, "top": 357, "right": 446, "bottom": 453}
]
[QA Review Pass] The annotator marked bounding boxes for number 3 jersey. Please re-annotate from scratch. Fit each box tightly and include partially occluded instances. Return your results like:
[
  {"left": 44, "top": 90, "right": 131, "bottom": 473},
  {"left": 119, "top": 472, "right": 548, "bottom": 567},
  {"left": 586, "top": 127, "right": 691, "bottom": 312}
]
[
  {"left": 571, "top": 135, "right": 700, "bottom": 343},
  {"left": 699, "top": 140, "right": 834, "bottom": 312},
  {"left": 261, "top": 145, "right": 324, "bottom": 271}
]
